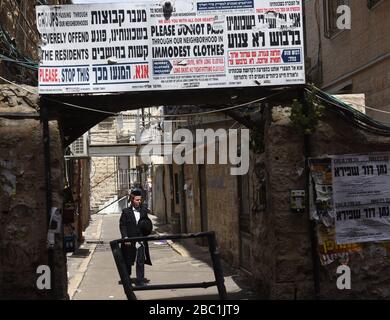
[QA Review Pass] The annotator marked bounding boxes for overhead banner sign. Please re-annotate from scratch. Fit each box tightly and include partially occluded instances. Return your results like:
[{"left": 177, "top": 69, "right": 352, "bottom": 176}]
[
  {"left": 332, "top": 153, "right": 390, "bottom": 244},
  {"left": 36, "top": 0, "right": 305, "bottom": 94}
]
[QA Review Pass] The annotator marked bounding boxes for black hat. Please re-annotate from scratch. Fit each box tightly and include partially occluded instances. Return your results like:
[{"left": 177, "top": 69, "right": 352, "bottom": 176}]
[
  {"left": 130, "top": 188, "right": 142, "bottom": 196},
  {"left": 139, "top": 218, "right": 153, "bottom": 236}
]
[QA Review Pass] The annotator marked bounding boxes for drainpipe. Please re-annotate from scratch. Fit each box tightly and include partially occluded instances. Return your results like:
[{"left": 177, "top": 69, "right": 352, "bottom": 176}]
[
  {"left": 301, "top": 0, "right": 320, "bottom": 299},
  {"left": 179, "top": 164, "right": 187, "bottom": 233},
  {"left": 163, "top": 166, "right": 168, "bottom": 224},
  {"left": 41, "top": 104, "right": 55, "bottom": 298},
  {"left": 77, "top": 159, "right": 83, "bottom": 244},
  {"left": 302, "top": 91, "right": 321, "bottom": 299}
]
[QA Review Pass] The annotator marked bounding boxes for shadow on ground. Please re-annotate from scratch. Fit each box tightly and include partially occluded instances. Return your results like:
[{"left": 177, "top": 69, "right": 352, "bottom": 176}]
[
  {"left": 71, "top": 248, "right": 91, "bottom": 258},
  {"left": 151, "top": 215, "right": 259, "bottom": 299}
]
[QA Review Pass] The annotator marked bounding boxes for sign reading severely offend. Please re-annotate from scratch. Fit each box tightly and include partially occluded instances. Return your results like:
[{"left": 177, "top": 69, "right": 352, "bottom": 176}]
[{"left": 36, "top": 0, "right": 305, "bottom": 94}]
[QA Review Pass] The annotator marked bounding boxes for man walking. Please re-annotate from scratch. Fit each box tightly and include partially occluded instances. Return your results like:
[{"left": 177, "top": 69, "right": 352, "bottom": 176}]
[{"left": 119, "top": 188, "right": 153, "bottom": 286}]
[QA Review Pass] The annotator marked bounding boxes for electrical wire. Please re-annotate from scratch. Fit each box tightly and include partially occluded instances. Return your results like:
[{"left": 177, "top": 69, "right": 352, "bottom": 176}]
[
  {"left": 0, "top": 75, "right": 38, "bottom": 94},
  {"left": 43, "top": 96, "right": 119, "bottom": 116},
  {"left": 0, "top": 73, "right": 287, "bottom": 118},
  {"left": 0, "top": 22, "right": 38, "bottom": 72},
  {"left": 0, "top": 54, "right": 38, "bottom": 70},
  {"left": 2, "top": 71, "right": 390, "bottom": 134},
  {"left": 306, "top": 86, "right": 390, "bottom": 136}
]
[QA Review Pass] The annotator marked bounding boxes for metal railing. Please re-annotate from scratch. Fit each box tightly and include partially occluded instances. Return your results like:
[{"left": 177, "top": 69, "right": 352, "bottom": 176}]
[
  {"left": 117, "top": 169, "right": 137, "bottom": 191},
  {"left": 110, "top": 231, "right": 228, "bottom": 300}
]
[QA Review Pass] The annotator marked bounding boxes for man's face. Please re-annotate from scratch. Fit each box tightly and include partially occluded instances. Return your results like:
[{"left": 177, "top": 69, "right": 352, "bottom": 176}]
[{"left": 131, "top": 195, "right": 142, "bottom": 208}]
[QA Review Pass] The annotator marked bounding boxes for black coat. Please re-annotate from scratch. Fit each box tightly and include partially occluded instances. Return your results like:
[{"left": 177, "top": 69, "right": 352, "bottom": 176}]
[{"left": 119, "top": 205, "right": 152, "bottom": 265}]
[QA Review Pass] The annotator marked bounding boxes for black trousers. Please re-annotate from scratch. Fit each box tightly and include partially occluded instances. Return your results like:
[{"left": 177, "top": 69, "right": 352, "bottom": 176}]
[
  {"left": 135, "top": 245, "right": 145, "bottom": 283},
  {"left": 123, "top": 244, "right": 145, "bottom": 283}
]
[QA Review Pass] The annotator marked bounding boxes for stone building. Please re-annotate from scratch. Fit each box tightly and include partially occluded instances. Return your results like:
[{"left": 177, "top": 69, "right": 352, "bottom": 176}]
[
  {"left": 153, "top": 108, "right": 252, "bottom": 269},
  {"left": 254, "top": 96, "right": 390, "bottom": 299},
  {"left": 305, "top": 0, "right": 390, "bottom": 122},
  {"left": 88, "top": 107, "right": 163, "bottom": 214},
  {"left": 0, "top": 0, "right": 71, "bottom": 299},
  {"left": 154, "top": 88, "right": 390, "bottom": 299},
  {"left": 0, "top": 84, "right": 68, "bottom": 299}
]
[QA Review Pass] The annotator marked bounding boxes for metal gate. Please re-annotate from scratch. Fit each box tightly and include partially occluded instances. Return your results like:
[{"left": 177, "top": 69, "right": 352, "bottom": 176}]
[{"left": 110, "top": 231, "right": 228, "bottom": 300}]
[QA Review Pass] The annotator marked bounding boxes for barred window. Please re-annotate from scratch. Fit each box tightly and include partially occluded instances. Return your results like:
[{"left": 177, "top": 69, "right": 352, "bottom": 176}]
[
  {"left": 367, "top": 0, "right": 382, "bottom": 9},
  {"left": 98, "top": 117, "right": 114, "bottom": 130},
  {"left": 323, "top": 0, "right": 349, "bottom": 39}
]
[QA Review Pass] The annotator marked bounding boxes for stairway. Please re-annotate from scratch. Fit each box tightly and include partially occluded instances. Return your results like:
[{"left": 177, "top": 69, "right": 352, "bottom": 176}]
[{"left": 90, "top": 192, "right": 119, "bottom": 214}]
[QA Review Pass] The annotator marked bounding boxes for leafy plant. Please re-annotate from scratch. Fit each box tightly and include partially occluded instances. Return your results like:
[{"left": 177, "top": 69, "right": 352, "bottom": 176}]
[{"left": 290, "top": 86, "right": 325, "bottom": 135}]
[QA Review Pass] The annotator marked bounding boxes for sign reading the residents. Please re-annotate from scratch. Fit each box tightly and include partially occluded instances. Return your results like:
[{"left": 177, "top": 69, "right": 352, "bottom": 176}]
[
  {"left": 332, "top": 153, "right": 390, "bottom": 244},
  {"left": 36, "top": 0, "right": 305, "bottom": 94}
]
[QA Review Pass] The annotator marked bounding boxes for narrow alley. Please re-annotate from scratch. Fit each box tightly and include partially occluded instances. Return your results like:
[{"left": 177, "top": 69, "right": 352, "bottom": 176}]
[
  {"left": 3, "top": 0, "right": 390, "bottom": 302},
  {"left": 67, "top": 213, "right": 258, "bottom": 300}
]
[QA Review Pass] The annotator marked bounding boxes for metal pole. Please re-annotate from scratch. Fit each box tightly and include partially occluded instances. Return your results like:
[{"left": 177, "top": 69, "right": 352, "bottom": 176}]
[
  {"left": 110, "top": 232, "right": 228, "bottom": 300},
  {"left": 207, "top": 232, "right": 228, "bottom": 300},
  {"left": 41, "top": 104, "right": 55, "bottom": 298},
  {"left": 302, "top": 90, "right": 321, "bottom": 299},
  {"left": 132, "top": 281, "right": 217, "bottom": 291},
  {"left": 110, "top": 243, "right": 137, "bottom": 300}
]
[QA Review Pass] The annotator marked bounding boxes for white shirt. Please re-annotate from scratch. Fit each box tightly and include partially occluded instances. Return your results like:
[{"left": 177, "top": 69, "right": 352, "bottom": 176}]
[
  {"left": 132, "top": 206, "right": 140, "bottom": 224},
  {"left": 132, "top": 206, "right": 142, "bottom": 249}
]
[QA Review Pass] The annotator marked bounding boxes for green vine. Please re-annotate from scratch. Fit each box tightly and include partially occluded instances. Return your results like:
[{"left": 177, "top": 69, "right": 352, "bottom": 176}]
[{"left": 290, "top": 85, "right": 325, "bottom": 135}]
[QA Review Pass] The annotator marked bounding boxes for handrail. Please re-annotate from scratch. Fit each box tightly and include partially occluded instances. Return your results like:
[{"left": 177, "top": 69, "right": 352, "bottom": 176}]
[
  {"left": 91, "top": 170, "right": 117, "bottom": 190},
  {"left": 94, "top": 194, "right": 127, "bottom": 214}
]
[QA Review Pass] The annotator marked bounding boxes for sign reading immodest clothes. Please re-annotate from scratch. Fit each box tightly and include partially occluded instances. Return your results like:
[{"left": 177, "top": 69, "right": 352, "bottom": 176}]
[{"left": 36, "top": 0, "right": 305, "bottom": 94}]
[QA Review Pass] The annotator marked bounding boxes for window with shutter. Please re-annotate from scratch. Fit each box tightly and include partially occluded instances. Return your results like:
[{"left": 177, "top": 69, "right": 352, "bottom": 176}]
[{"left": 323, "top": 0, "right": 349, "bottom": 39}]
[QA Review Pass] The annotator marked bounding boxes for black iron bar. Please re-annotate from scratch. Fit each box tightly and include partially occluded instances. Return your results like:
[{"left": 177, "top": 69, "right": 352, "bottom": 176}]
[
  {"left": 110, "top": 231, "right": 215, "bottom": 245},
  {"left": 131, "top": 281, "right": 217, "bottom": 291},
  {"left": 207, "top": 232, "right": 228, "bottom": 300},
  {"left": 110, "top": 231, "right": 228, "bottom": 300},
  {"left": 110, "top": 242, "right": 137, "bottom": 300}
]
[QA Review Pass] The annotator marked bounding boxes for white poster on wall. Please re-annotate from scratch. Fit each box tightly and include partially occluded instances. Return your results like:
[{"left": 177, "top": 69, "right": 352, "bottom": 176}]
[
  {"left": 36, "top": 0, "right": 305, "bottom": 94},
  {"left": 332, "top": 153, "right": 390, "bottom": 244}
]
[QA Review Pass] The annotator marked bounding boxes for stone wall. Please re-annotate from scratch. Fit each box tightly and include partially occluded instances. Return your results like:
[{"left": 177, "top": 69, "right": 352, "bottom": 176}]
[
  {"left": 90, "top": 156, "right": 117, "bottom": 211},
  {"left": 0, "top": 84, "right": 67, "bottom": 299},
  {"left": 206, "top": 164, "right": 240, "bottom": 267},
  {"left": 253, "top": 105, "right": 390, "bottom": 299},
  {"left": 152, "top": 165, "right": 166, "bottom": 221},
  {"left": 311, "top": 110, "right": 390, "bottom": 299},
  {"left": 183, "top": 163, "right": 201, "bottom": 234},
  {"left": 249, "top": 150, "right": 275, "bottom": 298},
  {"left": 89, "top": 119, "right": 118, "bottom": 211},
  {"left": 0, "top": 0, "right": 71, "bottom": 85},
  {"left": 263, "top": 107, "right": 314, "bottom": 299}
]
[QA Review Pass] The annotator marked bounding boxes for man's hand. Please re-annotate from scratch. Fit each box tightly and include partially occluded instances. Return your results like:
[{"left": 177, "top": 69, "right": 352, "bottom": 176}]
[{"left": 124, "top": 237, "right": 132, "bottom": 246}]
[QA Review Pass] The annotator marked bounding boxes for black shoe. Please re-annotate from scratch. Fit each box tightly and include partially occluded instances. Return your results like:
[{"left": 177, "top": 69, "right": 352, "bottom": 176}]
[{"left": 118, "top": 278, "right": 135, "bottom": 285}]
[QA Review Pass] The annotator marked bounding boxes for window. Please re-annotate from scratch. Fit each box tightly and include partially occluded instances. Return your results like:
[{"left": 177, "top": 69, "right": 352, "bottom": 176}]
[
  {"left": 367, "top": 0, "right": 382, "bottom": 9},
  {"left": 323, "top": 0, "right": 349, "bottom": 39},
  {"left": 97, "top": 117, "right": 114, "bottom": 130}
]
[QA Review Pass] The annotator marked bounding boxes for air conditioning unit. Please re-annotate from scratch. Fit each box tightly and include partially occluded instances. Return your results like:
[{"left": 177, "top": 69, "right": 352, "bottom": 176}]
[{"left": 67, "top": 133, "right": 89, "bottom": 158}]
